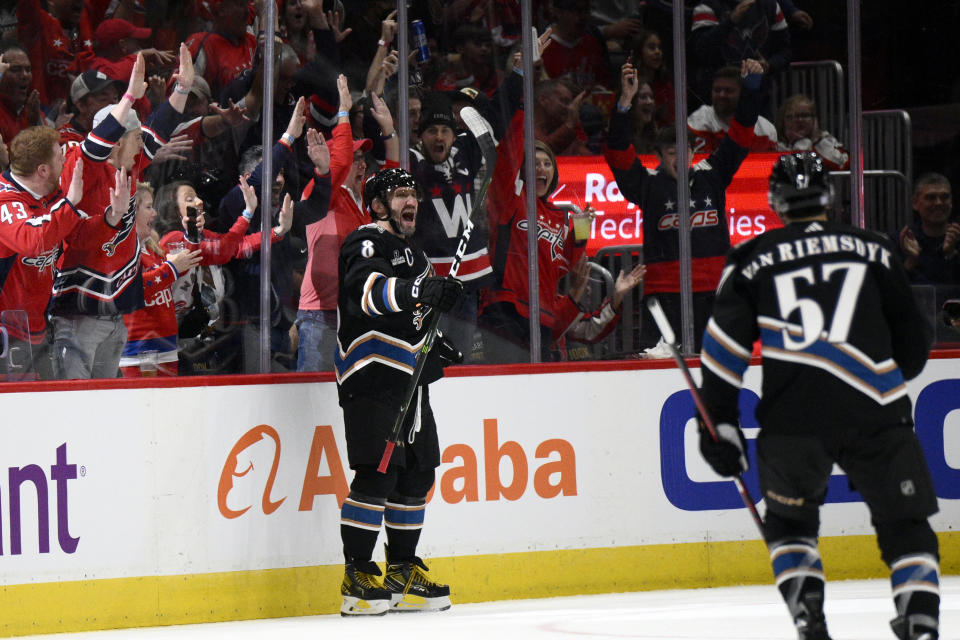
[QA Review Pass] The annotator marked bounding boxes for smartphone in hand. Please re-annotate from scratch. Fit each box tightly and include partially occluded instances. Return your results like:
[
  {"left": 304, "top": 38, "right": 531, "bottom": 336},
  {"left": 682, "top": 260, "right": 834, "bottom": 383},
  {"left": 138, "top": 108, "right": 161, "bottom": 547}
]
[{"left": 186, "top": 206, "right": 200, "bottom": 243}]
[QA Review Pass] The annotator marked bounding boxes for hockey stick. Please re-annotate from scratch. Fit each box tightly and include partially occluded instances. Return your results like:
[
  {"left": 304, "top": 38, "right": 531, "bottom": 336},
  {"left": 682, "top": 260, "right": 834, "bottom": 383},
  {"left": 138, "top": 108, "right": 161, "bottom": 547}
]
[
  {"left": 377, "top": 107, "right": 498, "bottom": 473},
  {"left": 645, "top": 297, "right": 764, "bottom": 533}
]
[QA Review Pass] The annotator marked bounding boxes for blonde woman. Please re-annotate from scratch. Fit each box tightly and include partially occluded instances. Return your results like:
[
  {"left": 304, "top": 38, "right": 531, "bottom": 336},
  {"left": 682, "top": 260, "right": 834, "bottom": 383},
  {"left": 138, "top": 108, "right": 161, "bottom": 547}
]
[{"left": 119, "top": 182, "right": 202, "bottom": 377}]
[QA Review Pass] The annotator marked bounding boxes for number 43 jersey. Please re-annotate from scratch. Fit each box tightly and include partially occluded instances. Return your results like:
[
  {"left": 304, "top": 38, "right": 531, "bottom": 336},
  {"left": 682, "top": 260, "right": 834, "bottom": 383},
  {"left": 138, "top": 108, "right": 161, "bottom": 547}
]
[{"left": 699, "top": 219, "right": 932, "bottom": 435}]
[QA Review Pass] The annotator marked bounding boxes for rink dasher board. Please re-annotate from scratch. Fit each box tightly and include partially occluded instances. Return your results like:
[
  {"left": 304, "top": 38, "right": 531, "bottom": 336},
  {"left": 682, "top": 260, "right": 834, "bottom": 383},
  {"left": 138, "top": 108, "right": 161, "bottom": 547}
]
[{"left": 0, "top": 356, "right": 955, "bottom": 635}]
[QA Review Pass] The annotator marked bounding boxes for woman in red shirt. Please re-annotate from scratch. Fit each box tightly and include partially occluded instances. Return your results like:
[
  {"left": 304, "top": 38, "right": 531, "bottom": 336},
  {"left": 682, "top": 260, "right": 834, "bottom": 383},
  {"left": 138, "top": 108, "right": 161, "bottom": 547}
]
[{"left": 480, "top": 109, "right": 586, "bottom": 363}]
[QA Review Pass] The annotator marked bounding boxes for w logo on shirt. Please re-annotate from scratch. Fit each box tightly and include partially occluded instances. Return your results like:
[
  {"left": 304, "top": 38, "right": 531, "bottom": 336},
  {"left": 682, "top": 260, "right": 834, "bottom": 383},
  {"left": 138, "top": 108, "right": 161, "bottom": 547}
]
[{"left": 432, "top": 193, "right": 473, "bottom": 239}]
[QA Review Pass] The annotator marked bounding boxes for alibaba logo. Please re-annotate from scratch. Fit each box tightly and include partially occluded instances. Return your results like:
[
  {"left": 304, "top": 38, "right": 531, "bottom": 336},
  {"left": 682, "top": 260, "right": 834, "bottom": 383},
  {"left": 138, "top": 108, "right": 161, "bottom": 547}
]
[{"left": 218, "top": 425, "right": 286, "bottom": 519}]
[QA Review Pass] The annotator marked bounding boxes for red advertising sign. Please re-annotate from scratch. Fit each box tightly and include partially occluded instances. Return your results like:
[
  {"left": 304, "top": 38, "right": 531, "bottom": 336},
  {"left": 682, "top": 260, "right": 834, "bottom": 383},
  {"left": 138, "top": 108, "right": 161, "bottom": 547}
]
[{"left": 552, "top": 152, "right": 785, "bottom": 256}]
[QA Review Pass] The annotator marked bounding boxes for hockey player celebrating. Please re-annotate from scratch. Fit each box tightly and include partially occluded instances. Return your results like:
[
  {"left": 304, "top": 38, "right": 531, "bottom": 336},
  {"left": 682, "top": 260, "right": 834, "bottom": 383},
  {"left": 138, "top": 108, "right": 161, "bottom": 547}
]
[
  {"left": 334, "top": 167, "right": 463, "bottom": 616},
  {"left": 697, "top": 152, "right": 940, "bottom": 640}
]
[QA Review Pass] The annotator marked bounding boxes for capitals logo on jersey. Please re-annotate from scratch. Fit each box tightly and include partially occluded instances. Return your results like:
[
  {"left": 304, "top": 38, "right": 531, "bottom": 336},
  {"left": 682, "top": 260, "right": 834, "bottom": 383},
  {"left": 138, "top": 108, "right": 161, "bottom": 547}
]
[
  {"left": 517, "top": 217, "right": 567, "bottom": 264},
  {"left": 657, "top": 197, "right": 721, "bottom": 231},
  {"left": 22, "top": 247, "right": 60, "bottom": 272}
]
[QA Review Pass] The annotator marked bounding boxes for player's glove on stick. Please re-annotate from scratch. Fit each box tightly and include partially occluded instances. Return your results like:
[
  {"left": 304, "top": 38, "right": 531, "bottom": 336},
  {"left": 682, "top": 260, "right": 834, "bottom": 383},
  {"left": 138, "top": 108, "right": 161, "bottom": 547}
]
[
  {"left": 698, "top": 417, "right": 748, "bottom": 477},
  {"left": 419, "top": 276, "right": 463, "bottom": 312},
  {"left": 396, "top": 276, "right": 463, "bottom": 312}
]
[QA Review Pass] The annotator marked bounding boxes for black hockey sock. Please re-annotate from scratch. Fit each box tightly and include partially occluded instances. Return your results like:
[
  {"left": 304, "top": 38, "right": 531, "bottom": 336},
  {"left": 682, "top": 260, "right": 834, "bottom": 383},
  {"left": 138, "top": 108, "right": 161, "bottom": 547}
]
[
  {"left": 384, "top": 494, "right": 426, "bottom": 562},
  {"left": 340, "top": 492, "right": 385, "bottom": 564},
  {"left": 769, "top": 539, "right": 827, "bottom": 630},
  {"left": 890, "top": 554, "right": 940, "bottom": 639}
]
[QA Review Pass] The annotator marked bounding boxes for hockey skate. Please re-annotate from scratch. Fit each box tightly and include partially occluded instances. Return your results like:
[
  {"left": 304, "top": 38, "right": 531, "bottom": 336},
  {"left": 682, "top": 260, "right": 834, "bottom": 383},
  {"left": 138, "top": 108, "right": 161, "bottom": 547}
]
[
  {"left": 794, "top": 592, "right": 833, "bottom": 640},
  {"left": 891, "top": 614, "right": 939, "bottom": 640},
  {"left": 340, "top": 561, "right": 391, "bottom": 616},
  {"left": 383, "top": 553, "right": 452, "bottom": 612}
]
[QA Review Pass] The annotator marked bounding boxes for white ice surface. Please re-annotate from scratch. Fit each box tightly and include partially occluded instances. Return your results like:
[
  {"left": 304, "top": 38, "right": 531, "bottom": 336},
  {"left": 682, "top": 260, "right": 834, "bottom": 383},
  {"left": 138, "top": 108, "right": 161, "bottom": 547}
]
[{"left": 28, "top": 577, "right": 958, "bottom": 639}]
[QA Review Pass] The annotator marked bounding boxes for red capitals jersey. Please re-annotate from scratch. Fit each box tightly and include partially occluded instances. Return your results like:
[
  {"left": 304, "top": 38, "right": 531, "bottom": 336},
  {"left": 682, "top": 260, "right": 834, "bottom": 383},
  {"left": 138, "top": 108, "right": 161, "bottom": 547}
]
[
  {"left": 186, "top": 31, "right": 257, "bottom": 98},
  {"left": 121, "top": 246, "right": 179, "bottom": 359},
  {"left": 17, "top": 0, "right": 94, "bottom": 104},
  {"left": 483, "top": 111, "right": 586, "bottom": 329},
  {"left": 53, "top": 102, "right": 181, "bottom": 316},
  {"left": 0, "top": 171, "right": 86, "bottom": 343}
]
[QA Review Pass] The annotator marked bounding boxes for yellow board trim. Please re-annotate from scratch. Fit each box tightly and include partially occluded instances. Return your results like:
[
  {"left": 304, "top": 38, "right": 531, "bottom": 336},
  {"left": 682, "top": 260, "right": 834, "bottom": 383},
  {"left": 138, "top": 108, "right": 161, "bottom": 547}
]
[{"left": 2, "top": 532, "right": 957, "bottom": 637}]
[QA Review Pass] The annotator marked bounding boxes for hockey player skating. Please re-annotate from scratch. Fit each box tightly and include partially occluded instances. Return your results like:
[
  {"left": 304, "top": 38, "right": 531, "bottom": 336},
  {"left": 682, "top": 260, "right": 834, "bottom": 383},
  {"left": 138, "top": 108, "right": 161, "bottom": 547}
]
[
  {"left": 697, "top": 152, "right": 940, "bottom": 640},
  {"left": 334, "top": 167, "right": 463, "bottom": 616}
]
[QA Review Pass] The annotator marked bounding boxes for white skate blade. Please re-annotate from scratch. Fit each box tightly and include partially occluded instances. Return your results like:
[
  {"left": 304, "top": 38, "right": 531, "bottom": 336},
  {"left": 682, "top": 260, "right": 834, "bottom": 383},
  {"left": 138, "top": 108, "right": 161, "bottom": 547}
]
[
  {"left": 389, "top": 593, "right": 452, "bottom": 612},
  {"left": 340, "top": 595, "right": 390, "bottom": 616}
]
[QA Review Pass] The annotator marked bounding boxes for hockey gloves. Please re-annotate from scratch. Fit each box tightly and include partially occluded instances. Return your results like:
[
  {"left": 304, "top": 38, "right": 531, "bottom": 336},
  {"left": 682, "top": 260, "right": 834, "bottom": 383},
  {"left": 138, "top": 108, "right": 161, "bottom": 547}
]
[
  {"left": 398, "top": 276, "right": 463, "bottom": 313},
  {"left": 422, "top": 276, "right": 463, "bottom": 311},
  {"left": 698, "top": 417, "right": 748, "bottom": 477}
]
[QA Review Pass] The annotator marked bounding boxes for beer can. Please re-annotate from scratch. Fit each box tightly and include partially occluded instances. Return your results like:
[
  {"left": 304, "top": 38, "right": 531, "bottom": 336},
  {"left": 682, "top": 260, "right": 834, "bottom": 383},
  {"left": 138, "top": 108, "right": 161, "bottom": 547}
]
[{"left": 411, "top": 19, "right": 430, "bottom": 63}]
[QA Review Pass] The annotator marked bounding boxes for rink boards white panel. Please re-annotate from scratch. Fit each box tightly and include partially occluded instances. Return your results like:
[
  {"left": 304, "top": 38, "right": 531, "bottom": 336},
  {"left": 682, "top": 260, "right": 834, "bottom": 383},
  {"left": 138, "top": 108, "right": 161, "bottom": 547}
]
[{"left": 0, "top": 357, "right": 957, "bottom": 634}]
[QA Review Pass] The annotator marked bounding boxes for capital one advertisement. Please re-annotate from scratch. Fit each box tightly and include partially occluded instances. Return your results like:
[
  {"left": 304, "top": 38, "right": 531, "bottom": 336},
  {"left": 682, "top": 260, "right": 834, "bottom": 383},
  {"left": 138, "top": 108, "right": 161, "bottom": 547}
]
[
  {"left": 553, "top": 152, "right": 784, "bottom": 255},
  {"left": 0, "top": 360, "right": 956, "bottom": 586}
]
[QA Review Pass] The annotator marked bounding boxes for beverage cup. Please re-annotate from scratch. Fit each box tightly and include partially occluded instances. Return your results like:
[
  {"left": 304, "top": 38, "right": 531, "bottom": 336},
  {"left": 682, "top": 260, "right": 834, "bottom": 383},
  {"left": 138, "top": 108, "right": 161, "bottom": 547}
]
[
  {"left": 139, "top": 350, "right": 159, "bottom": 377},
  {"left": 572, "top": 211, "right": 593, "bottom": 242}
]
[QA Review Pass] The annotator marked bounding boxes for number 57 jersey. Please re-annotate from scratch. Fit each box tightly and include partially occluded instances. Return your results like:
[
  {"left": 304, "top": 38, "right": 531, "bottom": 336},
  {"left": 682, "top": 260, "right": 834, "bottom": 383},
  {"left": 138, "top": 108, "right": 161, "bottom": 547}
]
[{"left": 699, "top": 219, "right": 932, "bottom": 435}]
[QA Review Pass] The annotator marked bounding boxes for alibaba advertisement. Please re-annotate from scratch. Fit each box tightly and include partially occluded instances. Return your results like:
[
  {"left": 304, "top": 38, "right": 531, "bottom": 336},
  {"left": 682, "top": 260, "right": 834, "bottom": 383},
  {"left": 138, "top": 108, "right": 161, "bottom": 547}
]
[
  {"left": 0, "top": 360, "right": 957, "bottom": 594},
  {"left": 552, "top": 152, "right": 784, "bottom": 256}
]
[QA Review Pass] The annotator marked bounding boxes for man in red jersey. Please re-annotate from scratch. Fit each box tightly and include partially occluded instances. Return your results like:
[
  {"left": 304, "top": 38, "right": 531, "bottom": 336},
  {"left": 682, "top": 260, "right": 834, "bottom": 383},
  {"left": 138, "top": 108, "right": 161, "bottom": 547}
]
[{"left": 0, "top": 126, "right": 86, "bottom": 379}]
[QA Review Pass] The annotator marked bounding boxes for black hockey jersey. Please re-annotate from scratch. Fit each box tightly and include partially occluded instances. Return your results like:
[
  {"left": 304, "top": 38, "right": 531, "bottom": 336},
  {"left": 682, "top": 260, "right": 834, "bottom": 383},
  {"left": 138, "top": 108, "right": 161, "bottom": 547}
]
[
  {"left": 700, "top": 219, "right": 931, "bottom": 435},
  {"left": 605, "top": 73, "right": 761, "bottom": 295},
  {"left": 335, "top": 223, "right": 444, "bottom": 402},
  {"left": 409, "top": 136, "right": 492, "bottom": 283}
]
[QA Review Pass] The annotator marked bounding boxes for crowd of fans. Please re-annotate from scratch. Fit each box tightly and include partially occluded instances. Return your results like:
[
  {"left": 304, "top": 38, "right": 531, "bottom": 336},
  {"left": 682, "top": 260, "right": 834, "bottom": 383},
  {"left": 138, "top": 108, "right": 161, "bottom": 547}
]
[{"left": 0, "top": 0, "right": 956, "bottom": 380}]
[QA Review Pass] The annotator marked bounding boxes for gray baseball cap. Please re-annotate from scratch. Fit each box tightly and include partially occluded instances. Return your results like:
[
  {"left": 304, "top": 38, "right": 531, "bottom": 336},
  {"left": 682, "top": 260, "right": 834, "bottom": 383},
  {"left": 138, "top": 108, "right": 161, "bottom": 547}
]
[{"left": 70, "top": 70, "right": 119, "bottom": 104}]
